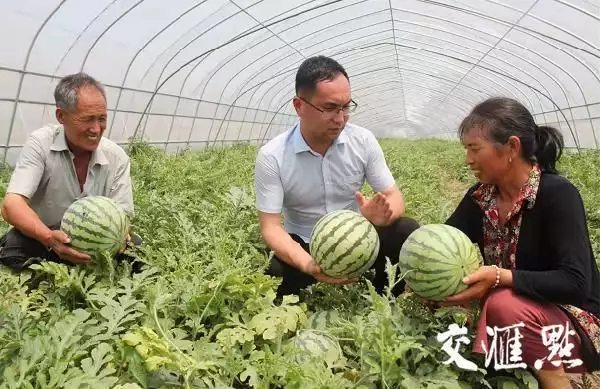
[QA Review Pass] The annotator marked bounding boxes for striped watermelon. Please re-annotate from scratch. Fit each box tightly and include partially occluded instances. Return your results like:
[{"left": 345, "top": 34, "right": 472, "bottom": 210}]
[
  {"left": 290, "top": 329, "right": 343, "bottom": 366},
  {"left": 60, "top": 196, "right": 130, "bottom": 258},
  {"left": 306, "top": 309, "right": 340, "bottom": 330},
  {"left": 309, "top": 210, "right": 379, "bottom": 278},
  {"left": 398, "top": 224, "right": 482, "bottom": 301}
]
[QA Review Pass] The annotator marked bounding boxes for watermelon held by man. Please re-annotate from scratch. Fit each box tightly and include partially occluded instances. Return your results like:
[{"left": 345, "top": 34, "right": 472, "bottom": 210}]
[
  {"left": 60, "top": 195, "right": 131, "bottom": 259},
  {"left": 398, "top": 224, "right": 482, "bottom": 301},
  {"left": 309, "top": 209, "right": 380, "bottom": 279}
]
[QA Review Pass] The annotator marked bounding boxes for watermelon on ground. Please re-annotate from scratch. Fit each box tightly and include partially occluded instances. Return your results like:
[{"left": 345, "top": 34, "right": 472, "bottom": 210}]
[
  {"left": 60, "top": 196, "right": 130, "bottom": 258},
  {"left": 309, "top": 209, "right": 379, "bottom": 278},
  {"left": 289, "top": 329, "right": 343, "bottom": 367},
  {"left": 398, "top": 224, "right": 482, "bottom": 301}
]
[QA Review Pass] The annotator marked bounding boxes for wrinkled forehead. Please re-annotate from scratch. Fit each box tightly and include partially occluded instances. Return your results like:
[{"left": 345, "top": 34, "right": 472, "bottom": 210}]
[{"left": 460, "top": 125, "right": 492, "bottom": 146}]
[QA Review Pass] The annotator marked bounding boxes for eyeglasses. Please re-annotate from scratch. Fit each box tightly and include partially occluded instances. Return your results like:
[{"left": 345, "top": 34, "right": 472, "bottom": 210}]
[{"left": 298, "top": 96, "right": 358, "bottom": 119}]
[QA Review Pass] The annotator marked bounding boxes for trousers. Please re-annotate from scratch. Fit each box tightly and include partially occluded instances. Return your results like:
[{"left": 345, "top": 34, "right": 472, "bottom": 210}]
[
  {"left": 265, "top": 216, "right": 420, "bottom": 297},
  {"left": 0, "top": 225, "right": 143, "bottom": 272}
]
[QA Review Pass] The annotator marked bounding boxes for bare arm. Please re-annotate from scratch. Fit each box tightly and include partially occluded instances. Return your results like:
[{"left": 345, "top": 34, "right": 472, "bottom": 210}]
[
  {"left": 259, "top": 211, "right": 356, "bottom": 284},
  {"left": 382, "top": 184, "right": 405, "bottom": 222},
  {"left": 1, "top": 193, "right": 90, "bottom": 264},
  {"left": 1, "top": 193, "right": 53, "bottom": 246},
  {"left": 259, "top": 211, "right": 314, "bottom": 273}
]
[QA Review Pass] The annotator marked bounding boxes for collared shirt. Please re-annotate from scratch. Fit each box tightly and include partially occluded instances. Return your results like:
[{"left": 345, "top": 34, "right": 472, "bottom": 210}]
[
  {"left": 255, "top": 122, "right": 396, "bottom": 242},
  {"left": 6, "top": 124, "right": 134, "bottom": 228},
  {"left": 472, "top": 164, "right": 541, "bottom": 269}
]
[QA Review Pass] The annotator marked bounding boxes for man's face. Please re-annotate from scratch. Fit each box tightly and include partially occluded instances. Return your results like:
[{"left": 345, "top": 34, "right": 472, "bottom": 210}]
[
  {"left": 56, "top": 86, "right": 107, "bottom": 153},
  {"left": 294, "top": 73, "right": 353, "bottom": 143}
]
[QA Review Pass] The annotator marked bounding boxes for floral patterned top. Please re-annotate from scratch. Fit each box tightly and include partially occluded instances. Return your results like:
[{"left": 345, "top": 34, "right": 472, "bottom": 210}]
[{"left": 471, "top": 164, "right": 600, "bottom": 364}]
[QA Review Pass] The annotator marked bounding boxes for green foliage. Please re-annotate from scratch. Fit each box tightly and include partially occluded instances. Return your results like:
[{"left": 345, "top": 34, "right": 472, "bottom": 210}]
[{"left": 0, "top": 139, "right": 598, "bottom": 388}]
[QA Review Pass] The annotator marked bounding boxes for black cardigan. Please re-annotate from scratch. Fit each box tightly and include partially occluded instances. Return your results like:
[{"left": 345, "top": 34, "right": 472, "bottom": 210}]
[{"left": 446, "top": 172, "right": 600, "bottom": 316}]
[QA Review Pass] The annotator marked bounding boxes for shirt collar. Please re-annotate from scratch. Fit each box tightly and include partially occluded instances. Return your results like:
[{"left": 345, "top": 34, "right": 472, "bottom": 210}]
[
  {"left": 50, "top": 126, "right": 109, "bottom": 166},
  {"left": 292, "top": 123, "right": 348, "bottom": 154},
  {"left": 472, "top": 164, "right": 542, "bottom": 211}
]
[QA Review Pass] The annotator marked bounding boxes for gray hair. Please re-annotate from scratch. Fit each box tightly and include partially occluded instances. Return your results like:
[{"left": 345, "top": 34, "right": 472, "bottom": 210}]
[{"left": 54, "top": 72, "right": 106, "bottom": 112}]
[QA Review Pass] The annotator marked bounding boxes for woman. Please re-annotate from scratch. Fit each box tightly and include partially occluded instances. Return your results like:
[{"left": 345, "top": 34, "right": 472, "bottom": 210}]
[{"left": 443, "top": 97, "right": 599, "bottom": 389}]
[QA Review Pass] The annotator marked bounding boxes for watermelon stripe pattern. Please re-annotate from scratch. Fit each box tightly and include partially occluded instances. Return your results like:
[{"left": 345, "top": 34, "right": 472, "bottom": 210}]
[
  {"left": 398, "top": 224, "right": 482, "bottom": 301},
  {"left": 60, "top": 196, "right": 130, "bottom": 258},
  {"left": 309, "top": 210, "right": 379, "bottom": 278},
  {"left": 291, "top": 330, "right": 342, "bottom": 366}
]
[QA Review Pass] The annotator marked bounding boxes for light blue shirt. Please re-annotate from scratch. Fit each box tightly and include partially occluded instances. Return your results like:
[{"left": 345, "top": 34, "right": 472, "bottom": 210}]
[{"left": 255, "top": 122, "right": 396, "bottom": 242}]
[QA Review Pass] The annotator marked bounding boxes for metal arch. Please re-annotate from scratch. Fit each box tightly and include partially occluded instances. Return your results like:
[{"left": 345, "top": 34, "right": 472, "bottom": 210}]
[
  {"left": 227, "top": 31, "right": 394, "bottom": 141},
  {"left": 128, "top": 0, "right": 347, "bottom": 145},
  {"left": 393, "top": 0, "right": 600, "bottom": 141},
  {"left": 216, "top": 11, "right": 552, "bottom": 135},
  {"left": 127, "top": 0, "right": 596, "bottom": 149},
  {"left": 0, "top": 65, "right": 295, "bottom": 117},
  {"left": 3, "top": 0, "right": 68, "bottom": 163},
  {"left": 426, "top": 3, "right": 588, "bottom": 147},
  {"left": 139, "top": 0, "right": 349, "bottom": 142},
  {"left": 161, "top": 2, "right": 285, "bottom": 149},
  {"left": 229, "top": 0, "right": 305, "bottom": 59},
  {"left": 261, "top": 36, "right": 538, "bottom": 130},
  {"left": 40, "top": 0, "right": 120, "bottom": 125},
  {"left": 106, "top": 0, "right": 212, "bottom": 138},
  {"left": 138, "top": 3, "right": 248, "bottom": 140},
  {"left": 436, "top": 0, "right": 541, "bottom": 109},
  {"left": 259, "top": 42, "right": 580, "bottom": 149},
  {"left": 79, "top": 0, "right": 145, "bottom": 72},
  {"left": 195, "top": 11, "right": 393, "bottom": 145},
  {"left": 383, "top": 14, "right": 573, "bottom": 129},
  {"left": 340, "top": 50, "right": 529, "bottom": 105},
  {"left": 200, "top": 0, "right": 310, "bottom": 147},
  {"left": 209, "top": 38, "right": 506, "bottom": 145},
  {"left": 388, "top": 0, "right": 407, "bottom": 121},
  {"left": 414, "top": 0, "right": 599, "bottom": 58},
  {"left": 258, "top": 77, "right": 474, "bottom": 142},
  {"left": 523, "top": 33, "right": 600, "bottom": 148},
  {"left": 378, "top": 13, "right": 579, "bottom": 128},
  {"left": 554, "top": 0, "right": 600, "bottom": 22},
  {"left": 330, "top": 81, "right": 471, "bottom": 130},
  {"left": 193, "top": 3, "right": 559, "bottom": 143}
]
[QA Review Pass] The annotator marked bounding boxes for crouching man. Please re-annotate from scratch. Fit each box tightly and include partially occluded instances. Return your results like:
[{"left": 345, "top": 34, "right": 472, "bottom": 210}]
[
  {"left": 0, "top": 72, "right": 141, "bottom": 271},
  {"left": 255, "top": 56, "right": 420, "bottom": 298}
]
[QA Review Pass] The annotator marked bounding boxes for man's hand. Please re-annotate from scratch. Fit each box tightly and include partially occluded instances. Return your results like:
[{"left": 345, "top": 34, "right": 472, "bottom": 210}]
[
  {"left": 48, "top": 230, "right": 91, "bottom": 265},
  {"left": 442, "top": 266, "right": 498, "bottom": 306},
  {"left": 300, "top": 255, "right": 358, "bottom": 285},
  {"left": 119, "top": 233, "right": 131, "bottom": 254},
  {"left": 355, "top": 192, "right": 393, "bottom": 226}
]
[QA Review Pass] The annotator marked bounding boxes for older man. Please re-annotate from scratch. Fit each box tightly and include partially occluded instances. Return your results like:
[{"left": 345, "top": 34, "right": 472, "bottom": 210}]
[
  {"left": 255, "top": 56, "right": 420, "bottom": 298},
  {"left": 0, "top": 72, "right": 139, "bottom": 271}
]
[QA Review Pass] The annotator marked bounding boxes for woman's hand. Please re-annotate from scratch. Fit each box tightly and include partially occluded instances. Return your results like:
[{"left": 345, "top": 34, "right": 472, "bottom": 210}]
[{"left": 442, "top": 266, "right": 499, "bottom": 306}]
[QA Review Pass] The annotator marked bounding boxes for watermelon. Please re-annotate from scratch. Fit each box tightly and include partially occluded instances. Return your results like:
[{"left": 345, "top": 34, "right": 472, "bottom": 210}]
[
  {"left": 306, "top": 309, "right": 340, "bottom": 330},
  {"left": 398, "top": 224, "right": 482, "bottom": 301},
  {"left": 290, "top": 329, "right": 343, "bottom": 366},
  {"left": 60, "top": 196, "right": 130, "bottom": 258},
  {"left": 309, "top": 210, "right": 379, "bottom": 278}
]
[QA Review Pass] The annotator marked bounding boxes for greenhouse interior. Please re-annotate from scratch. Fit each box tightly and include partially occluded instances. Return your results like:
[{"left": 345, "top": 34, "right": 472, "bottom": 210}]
[{"left": 0, "top": 1, "right": 598, "bottom": 388}]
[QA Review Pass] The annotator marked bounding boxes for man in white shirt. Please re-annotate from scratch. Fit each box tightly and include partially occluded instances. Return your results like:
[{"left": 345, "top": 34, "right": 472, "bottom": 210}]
[
  {"left": 0, "top": 73, "right": 140, "bottom": 272},
  {"left": 255, "top": 56, "right": 419, "bottom": 297}
]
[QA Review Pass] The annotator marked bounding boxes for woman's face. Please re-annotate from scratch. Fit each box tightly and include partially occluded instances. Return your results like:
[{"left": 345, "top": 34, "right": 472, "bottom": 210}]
[{"left": 462, "top": 127, "right": 512, "bottom": 185}]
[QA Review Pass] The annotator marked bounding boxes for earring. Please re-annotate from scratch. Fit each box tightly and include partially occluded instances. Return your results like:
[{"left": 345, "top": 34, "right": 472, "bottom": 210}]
[{"left": 509, "top": 157, "right": 513, "bottom": 163}]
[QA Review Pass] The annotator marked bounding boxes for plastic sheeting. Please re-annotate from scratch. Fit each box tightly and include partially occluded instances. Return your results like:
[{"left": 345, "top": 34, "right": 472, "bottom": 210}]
[{"left": 0, "top": 0, "right": 598, "bottom": 164}]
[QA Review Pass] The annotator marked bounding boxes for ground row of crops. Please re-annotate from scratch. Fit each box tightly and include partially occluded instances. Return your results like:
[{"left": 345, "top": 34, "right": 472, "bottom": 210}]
[{"left": 0, "top": 139, "right": 598, "bottom": 388}]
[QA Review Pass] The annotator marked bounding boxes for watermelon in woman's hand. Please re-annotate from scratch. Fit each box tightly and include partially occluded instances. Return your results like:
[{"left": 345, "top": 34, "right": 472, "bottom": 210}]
[
  {"left": 398, "top": 224, "right": 482, "bottom": 301},
  {"left": 60, "top": 196, "right": 130, "bottom": 259}
]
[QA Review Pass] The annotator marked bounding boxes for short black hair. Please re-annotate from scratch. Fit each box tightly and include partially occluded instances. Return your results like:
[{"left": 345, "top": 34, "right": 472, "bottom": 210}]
[{"left": 295, "top": 56, "right": 349, "bottom": 97}]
